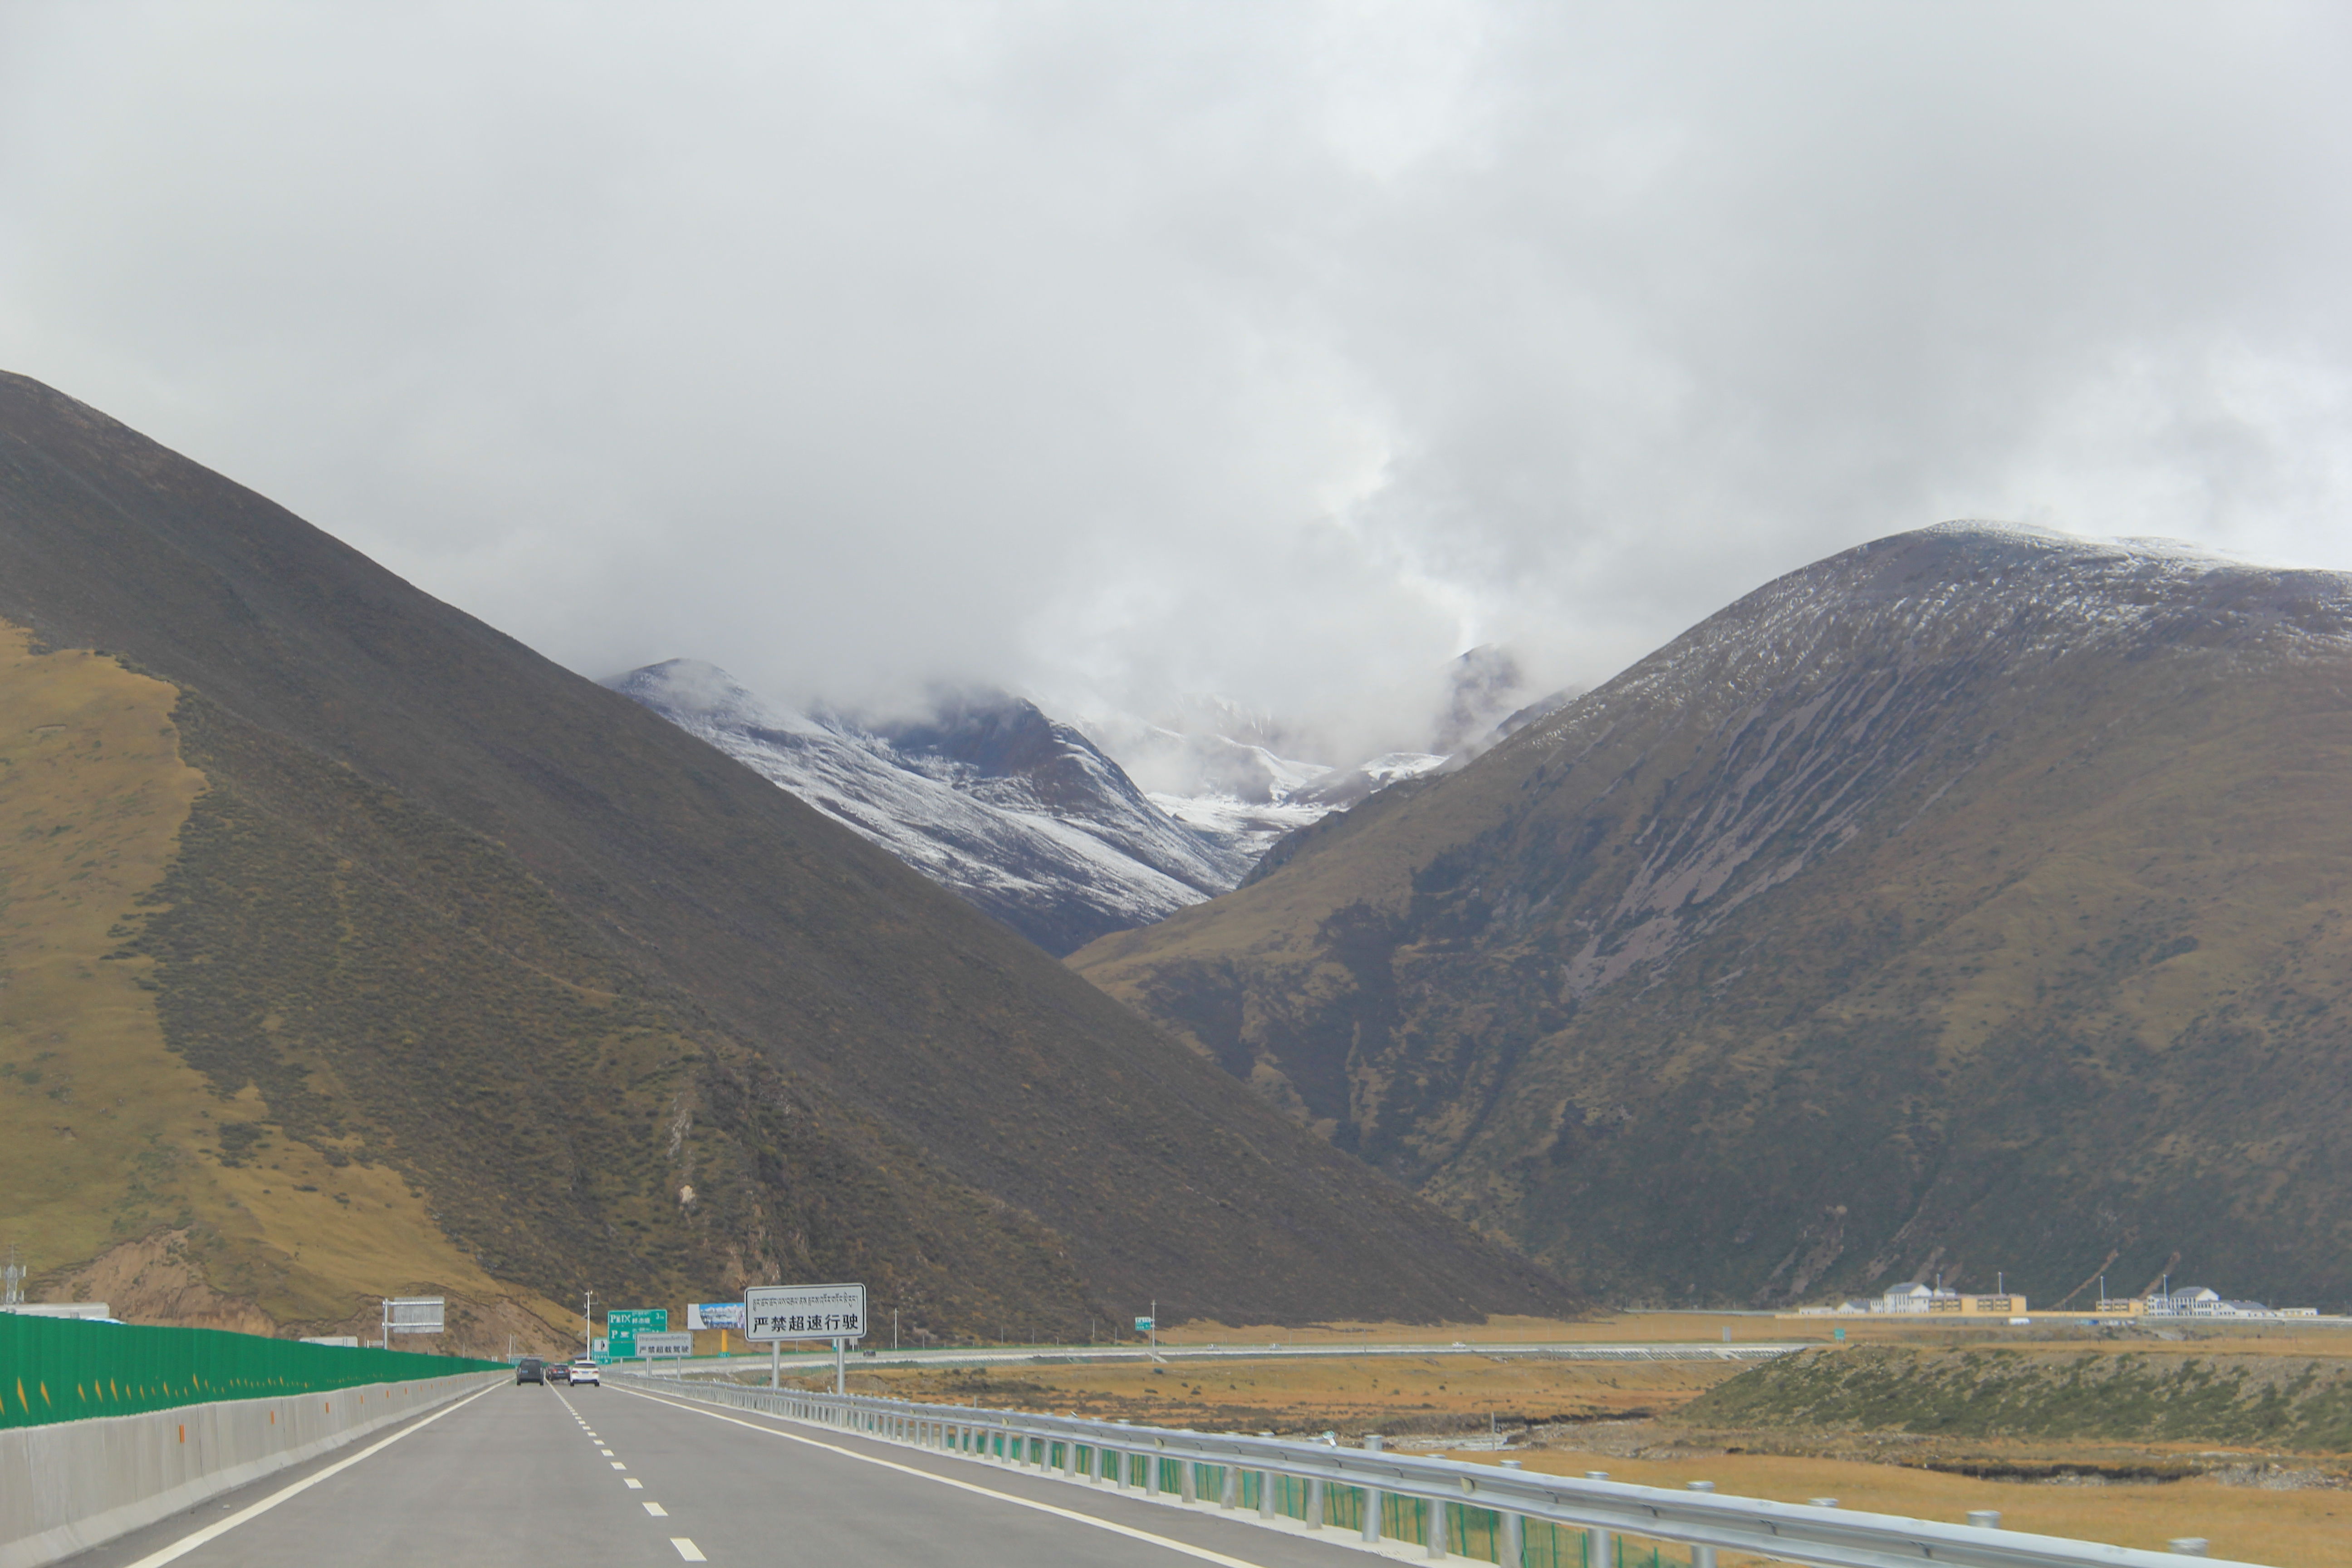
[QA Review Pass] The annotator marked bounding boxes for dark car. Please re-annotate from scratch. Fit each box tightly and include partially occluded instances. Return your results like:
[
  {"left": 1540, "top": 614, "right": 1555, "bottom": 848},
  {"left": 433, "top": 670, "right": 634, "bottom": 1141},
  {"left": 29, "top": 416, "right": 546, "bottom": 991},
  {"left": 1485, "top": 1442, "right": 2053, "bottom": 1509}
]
[
  {"left": 547, "top": 1362, "right": 572, "bottom": 1384},
  {"left": 515, "top": 1356, "right": 546, "bottom": 1385}
]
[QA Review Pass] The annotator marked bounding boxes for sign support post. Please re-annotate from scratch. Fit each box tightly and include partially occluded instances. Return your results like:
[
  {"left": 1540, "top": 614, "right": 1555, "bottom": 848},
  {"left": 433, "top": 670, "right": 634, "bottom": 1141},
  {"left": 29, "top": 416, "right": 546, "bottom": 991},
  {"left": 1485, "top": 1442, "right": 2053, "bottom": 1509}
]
[{"left": 771, "top": 1340, "right": 780, "bottom": 1390}]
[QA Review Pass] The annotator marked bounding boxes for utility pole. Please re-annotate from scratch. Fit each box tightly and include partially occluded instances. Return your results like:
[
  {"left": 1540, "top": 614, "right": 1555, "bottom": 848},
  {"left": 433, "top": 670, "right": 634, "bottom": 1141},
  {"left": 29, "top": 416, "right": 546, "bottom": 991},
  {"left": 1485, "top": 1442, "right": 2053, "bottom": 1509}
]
[
  {"left": 1150, "top": 1297, "right": 1157, "bottom": 1355},
  {"left": 583, "top": 1289, "right": 596, "bottom": 1359},
  {"left": 893, "top": 1308, "right": 899, "bottom": 1352}
]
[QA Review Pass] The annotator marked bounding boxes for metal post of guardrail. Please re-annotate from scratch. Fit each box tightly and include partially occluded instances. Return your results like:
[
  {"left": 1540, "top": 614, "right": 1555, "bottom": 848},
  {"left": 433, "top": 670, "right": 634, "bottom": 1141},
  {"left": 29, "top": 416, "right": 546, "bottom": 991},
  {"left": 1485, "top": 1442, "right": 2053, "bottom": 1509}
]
[
  {"left": 1364, "top": 1436, "right": 1386, "bottom": 1544},
  {"left": 1220, "top": 1464, "right": 1238, "bottom": 1509},
  {"left": 1499, "top": 1460, "right": 1528, "bottom": 1566},
  {"left": 1428, "top": 1496, "right": 1448, "bottom": 1560},
  {"left": 1145, "top": 1445, "right": 1161, "bottom": 1496},
  {"left": 1307, "top": 1475, "right": 1324, "bottom": 1530},
  {"left": 1181, "top": 1459, "right": 1197, "bottom": 1502},
  {"left": 1686, "top": 1480, "right": 1715, "bottom": 1568},
  {"left": 1579, "top": 1474, "right": 1612, "bottom": 1568}
]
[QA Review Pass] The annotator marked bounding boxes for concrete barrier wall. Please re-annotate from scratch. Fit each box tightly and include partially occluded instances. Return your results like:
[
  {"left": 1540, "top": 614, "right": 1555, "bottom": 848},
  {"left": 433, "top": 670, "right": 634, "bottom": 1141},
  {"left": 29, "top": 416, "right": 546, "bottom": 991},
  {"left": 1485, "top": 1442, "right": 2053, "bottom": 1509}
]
[{"left": 0, "top": 1370, "right": 499, "bottom": 1568}]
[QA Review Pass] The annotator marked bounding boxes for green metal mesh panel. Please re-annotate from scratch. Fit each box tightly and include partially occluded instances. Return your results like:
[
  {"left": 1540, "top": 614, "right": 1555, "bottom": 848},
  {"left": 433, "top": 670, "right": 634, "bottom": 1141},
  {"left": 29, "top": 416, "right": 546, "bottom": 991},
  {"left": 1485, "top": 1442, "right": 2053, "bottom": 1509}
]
[
  {"left": 1524, "top": 1519, "right": 1592, "bottom": 1568},
  {"left": 1446, "top": 1502, "right": 1502, "bottom": 1561},
  {"left": 0, "top": 1312, "right": 502, "bottom": 1431}
]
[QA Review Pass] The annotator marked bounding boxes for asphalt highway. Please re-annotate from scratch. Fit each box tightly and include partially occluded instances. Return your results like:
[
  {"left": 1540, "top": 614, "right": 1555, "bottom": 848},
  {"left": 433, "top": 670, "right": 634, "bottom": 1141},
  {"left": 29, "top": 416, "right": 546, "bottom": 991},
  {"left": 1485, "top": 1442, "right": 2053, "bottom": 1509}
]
[{"left": 71, "top": 1377, "right": 1388, "bottom": 1568}]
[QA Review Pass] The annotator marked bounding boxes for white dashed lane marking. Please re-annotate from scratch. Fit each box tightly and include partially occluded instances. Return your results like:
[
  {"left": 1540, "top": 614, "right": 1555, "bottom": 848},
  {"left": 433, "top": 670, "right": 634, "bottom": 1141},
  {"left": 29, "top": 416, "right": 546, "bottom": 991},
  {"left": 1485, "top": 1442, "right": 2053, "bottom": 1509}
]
[{"left": 563, "top": 1384, "right": 700, "bottom": 1555}]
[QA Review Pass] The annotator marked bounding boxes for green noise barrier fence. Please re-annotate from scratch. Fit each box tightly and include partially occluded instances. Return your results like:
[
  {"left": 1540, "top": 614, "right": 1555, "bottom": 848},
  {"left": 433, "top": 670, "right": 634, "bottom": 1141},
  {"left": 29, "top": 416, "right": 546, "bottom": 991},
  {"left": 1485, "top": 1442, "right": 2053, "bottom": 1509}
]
[{"left": 0, "top": 1312, "right": 506, "bottom": 1430}]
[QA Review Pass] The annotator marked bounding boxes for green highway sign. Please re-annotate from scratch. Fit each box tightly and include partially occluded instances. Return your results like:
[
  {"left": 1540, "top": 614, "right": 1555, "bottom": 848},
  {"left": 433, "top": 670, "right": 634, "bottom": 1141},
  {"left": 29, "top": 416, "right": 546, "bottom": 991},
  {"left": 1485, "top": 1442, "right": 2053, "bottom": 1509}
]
[{"left": 606, "top": 1308, "right": 667, "bottom": 1358}]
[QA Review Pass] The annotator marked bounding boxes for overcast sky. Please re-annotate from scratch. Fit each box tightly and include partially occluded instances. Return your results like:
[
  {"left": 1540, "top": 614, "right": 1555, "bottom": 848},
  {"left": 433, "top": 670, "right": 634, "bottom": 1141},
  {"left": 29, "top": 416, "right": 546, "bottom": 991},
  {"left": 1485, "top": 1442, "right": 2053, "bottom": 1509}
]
[{"left": 4, "top": 2, "right": 2348, "bottom": 761}]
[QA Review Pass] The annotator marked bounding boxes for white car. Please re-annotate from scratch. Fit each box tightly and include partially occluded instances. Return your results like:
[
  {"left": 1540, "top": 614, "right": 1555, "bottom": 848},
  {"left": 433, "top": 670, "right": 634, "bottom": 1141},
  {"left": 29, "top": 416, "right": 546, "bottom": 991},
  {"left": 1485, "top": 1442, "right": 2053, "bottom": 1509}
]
[{"left": 570, "top": 1361, "right": 601, "bottom": 1387}]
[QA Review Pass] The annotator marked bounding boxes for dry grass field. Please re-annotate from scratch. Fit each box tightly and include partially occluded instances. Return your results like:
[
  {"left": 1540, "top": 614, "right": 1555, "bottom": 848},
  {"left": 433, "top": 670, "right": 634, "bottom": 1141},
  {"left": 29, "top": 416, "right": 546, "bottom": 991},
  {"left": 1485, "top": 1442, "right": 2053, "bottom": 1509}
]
[
  {"left": 1464, "top": 1446, "right": 2349, "bottom": 1568},
  {"left": 1152, "top": 1313, "right": 1810, "bottom": 1347},
  {"left": 818, "top": 1347, "right": 1736, "bottom": 1433}
]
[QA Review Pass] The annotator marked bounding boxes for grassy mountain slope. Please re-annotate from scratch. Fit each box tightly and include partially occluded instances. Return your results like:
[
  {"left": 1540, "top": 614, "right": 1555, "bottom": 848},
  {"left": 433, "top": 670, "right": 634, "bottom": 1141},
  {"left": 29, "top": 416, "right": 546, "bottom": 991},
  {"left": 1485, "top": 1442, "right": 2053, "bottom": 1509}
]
[
  {"left": 0, "top": 622, "right": 567, "bottom": 1345},
  {"left": 0, "top": 371, "right": 1571, "bottom": 1343},
  {"left": 1686, "top": 1345, "right": 2352, "bottom": 1451},
  {"left": 1073, "top": 525, "right": 2352, "bottom": 1308}
]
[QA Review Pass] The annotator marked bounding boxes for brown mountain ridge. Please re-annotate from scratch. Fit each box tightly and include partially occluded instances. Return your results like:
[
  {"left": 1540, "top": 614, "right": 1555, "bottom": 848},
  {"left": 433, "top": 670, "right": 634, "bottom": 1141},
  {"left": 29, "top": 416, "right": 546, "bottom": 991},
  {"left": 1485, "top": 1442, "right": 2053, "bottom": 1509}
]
[
  {"left": 1073, "top": 524, "right": 2352, "bottom": 1310},
  {"left": 0, "top": 371, "right": 1571, "bottom": 1348}
]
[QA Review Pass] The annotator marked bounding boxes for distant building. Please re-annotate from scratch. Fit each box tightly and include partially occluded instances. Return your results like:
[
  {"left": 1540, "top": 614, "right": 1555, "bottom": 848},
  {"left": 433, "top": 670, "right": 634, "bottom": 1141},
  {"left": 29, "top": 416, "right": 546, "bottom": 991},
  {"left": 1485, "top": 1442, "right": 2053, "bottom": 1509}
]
[
  {"left": 1798, "top": 1277, "right": 2320, "bottom": 1321},
  {"left": 2144, "top": 1286, "right": 2317, "bottom": 1320},
  {"left": 1814, "top": 1284, "right": 2020, "bottom": 1316}
]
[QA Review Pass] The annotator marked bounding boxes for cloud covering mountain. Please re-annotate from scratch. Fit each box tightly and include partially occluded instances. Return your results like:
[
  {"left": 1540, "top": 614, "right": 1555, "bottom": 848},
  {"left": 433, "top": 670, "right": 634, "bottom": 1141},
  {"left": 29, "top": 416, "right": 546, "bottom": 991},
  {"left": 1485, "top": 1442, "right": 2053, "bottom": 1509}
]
[
  {"left": 5, "top": 5, "right": 2348, "bottom": 751},
  {"left": 609, "top": 660, "right": 1252, "bottom": 955}
]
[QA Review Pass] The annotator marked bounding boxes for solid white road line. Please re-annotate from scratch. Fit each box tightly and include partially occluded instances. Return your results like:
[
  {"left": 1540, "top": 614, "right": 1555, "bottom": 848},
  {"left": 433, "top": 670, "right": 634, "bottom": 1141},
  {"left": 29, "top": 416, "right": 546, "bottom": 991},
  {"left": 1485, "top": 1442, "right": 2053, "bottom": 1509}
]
[
  {"left": 120, "top": 1382, "right": 500, "bottom": 1568},
  {"left": 620, "top": 1387, "right": 1284, "bottom": 1568},
  {"left": 670, "top": 1538, "right": 707, "bottom": 1561}
]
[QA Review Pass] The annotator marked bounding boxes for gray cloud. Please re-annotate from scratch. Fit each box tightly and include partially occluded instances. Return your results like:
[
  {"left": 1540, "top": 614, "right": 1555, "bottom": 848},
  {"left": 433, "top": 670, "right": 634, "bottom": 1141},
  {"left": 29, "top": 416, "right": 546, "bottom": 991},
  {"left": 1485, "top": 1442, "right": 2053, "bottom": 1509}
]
[{"left": 4, "top": 2, "right": 2347, "bottom": 763}]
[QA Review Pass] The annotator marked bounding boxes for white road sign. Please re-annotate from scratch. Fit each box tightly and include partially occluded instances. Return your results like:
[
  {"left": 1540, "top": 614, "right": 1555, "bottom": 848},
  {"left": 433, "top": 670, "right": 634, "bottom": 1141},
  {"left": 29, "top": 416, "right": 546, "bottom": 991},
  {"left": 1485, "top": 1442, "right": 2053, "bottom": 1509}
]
[
  {"left": 384, "top": 1297, "right": 444, "bottom": 1334},
  {"left": 743, "top": 1283, "right": 866, "bottom": 1343},
  {"left": 634, "top": 1331, "right": 694, "bottom": 1357}
]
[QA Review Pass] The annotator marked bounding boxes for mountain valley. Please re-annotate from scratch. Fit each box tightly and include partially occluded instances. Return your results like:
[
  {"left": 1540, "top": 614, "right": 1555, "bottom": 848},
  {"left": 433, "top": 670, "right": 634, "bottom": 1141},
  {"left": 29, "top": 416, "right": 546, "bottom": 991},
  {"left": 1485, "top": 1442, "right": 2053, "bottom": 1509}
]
[{"left": 610, "top": 650, "right": 1545, "bottom": 955}]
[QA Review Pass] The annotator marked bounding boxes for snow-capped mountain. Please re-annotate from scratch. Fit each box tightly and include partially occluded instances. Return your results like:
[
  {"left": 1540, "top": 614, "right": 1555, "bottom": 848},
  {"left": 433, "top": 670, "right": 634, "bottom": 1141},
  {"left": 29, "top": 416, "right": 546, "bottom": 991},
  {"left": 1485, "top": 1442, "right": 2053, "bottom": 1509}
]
[
  {"left": 1069, "top": 715, "right": 1423, "bottom": 866},
  {"left": 610, "top": 649, "right": 1563, "bottom": 955},
  {"left": 606, "top": 660, "right": 1254, "bottom": 955},
  {"left": 1081, "top": 647, "right": 1568, "bottom": 859}
]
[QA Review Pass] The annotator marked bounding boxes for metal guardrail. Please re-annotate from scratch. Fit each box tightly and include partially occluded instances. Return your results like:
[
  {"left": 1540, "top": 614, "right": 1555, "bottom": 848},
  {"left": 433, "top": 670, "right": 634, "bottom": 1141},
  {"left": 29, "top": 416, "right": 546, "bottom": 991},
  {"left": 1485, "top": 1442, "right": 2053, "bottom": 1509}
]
[{"left": 610, "top": 1374, "right": 2260, "bottom": 1568}]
